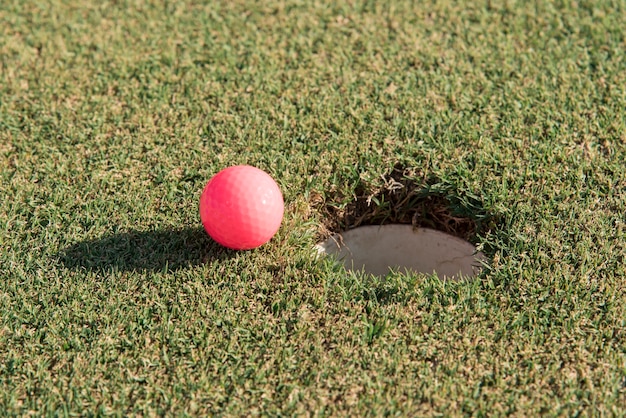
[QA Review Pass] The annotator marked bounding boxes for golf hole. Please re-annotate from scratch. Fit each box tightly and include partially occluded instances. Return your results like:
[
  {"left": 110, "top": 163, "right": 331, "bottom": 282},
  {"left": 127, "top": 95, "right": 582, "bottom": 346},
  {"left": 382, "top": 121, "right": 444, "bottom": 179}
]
[
  {"left": 316, "top": 225, "right": 485, "bottom": 280},
  {"left": 314, "top": 166, "right": 494, "bottom": 280}
]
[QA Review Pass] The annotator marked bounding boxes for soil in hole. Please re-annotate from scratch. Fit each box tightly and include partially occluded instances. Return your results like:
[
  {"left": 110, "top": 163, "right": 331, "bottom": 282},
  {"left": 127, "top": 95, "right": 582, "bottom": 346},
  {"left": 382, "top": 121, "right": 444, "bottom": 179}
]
[{"left": 318, "top": 166, "right": 493, "bottom": 243}]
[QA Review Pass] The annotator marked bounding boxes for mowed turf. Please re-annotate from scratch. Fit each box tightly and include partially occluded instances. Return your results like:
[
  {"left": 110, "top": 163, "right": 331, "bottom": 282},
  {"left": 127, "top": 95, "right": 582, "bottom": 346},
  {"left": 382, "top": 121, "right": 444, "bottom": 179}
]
[{"left": 1, "top": 0, "right": 625, "bottom": 415}]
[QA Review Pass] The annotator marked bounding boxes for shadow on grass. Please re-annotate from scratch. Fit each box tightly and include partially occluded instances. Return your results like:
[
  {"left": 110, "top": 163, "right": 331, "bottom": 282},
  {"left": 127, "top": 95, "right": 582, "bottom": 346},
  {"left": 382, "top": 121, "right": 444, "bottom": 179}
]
[{"left": 58, "top": 227, "right": 231, "bottom": 273}]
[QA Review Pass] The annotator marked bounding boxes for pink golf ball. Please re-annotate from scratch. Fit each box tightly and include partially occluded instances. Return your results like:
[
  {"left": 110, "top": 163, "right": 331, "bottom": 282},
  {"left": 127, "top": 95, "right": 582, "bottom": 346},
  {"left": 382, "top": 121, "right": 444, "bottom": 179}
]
[{"left": 199, "top": 165, "right": 284, "bottom": 250}]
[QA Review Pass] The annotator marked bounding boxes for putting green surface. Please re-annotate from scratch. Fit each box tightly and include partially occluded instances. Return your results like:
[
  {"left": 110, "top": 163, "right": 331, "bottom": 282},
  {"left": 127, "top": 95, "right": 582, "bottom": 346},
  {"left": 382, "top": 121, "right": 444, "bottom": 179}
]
[{"left": 1, "top": 0, "right": 625, "bottom": 415}]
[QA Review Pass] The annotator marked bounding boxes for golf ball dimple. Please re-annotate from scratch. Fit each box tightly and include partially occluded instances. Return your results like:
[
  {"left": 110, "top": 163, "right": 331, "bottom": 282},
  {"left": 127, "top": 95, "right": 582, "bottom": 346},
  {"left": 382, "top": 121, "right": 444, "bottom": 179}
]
[{"left": 199, "top": 165, "right": 284, "bottom": 250}]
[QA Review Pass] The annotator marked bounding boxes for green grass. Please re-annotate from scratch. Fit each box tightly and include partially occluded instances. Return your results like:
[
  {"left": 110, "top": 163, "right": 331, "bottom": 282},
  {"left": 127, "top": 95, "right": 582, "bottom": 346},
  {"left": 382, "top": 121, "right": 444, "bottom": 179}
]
[{"left": 1, "top": 0, "right": 625, "bottom": 415}]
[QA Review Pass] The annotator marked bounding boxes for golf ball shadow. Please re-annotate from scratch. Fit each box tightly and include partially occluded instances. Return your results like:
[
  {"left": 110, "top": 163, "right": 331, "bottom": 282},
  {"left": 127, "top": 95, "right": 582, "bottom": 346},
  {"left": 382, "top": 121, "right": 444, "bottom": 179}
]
[{"left": 58, "top": 227, "right": 232, "bottom": 273}]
